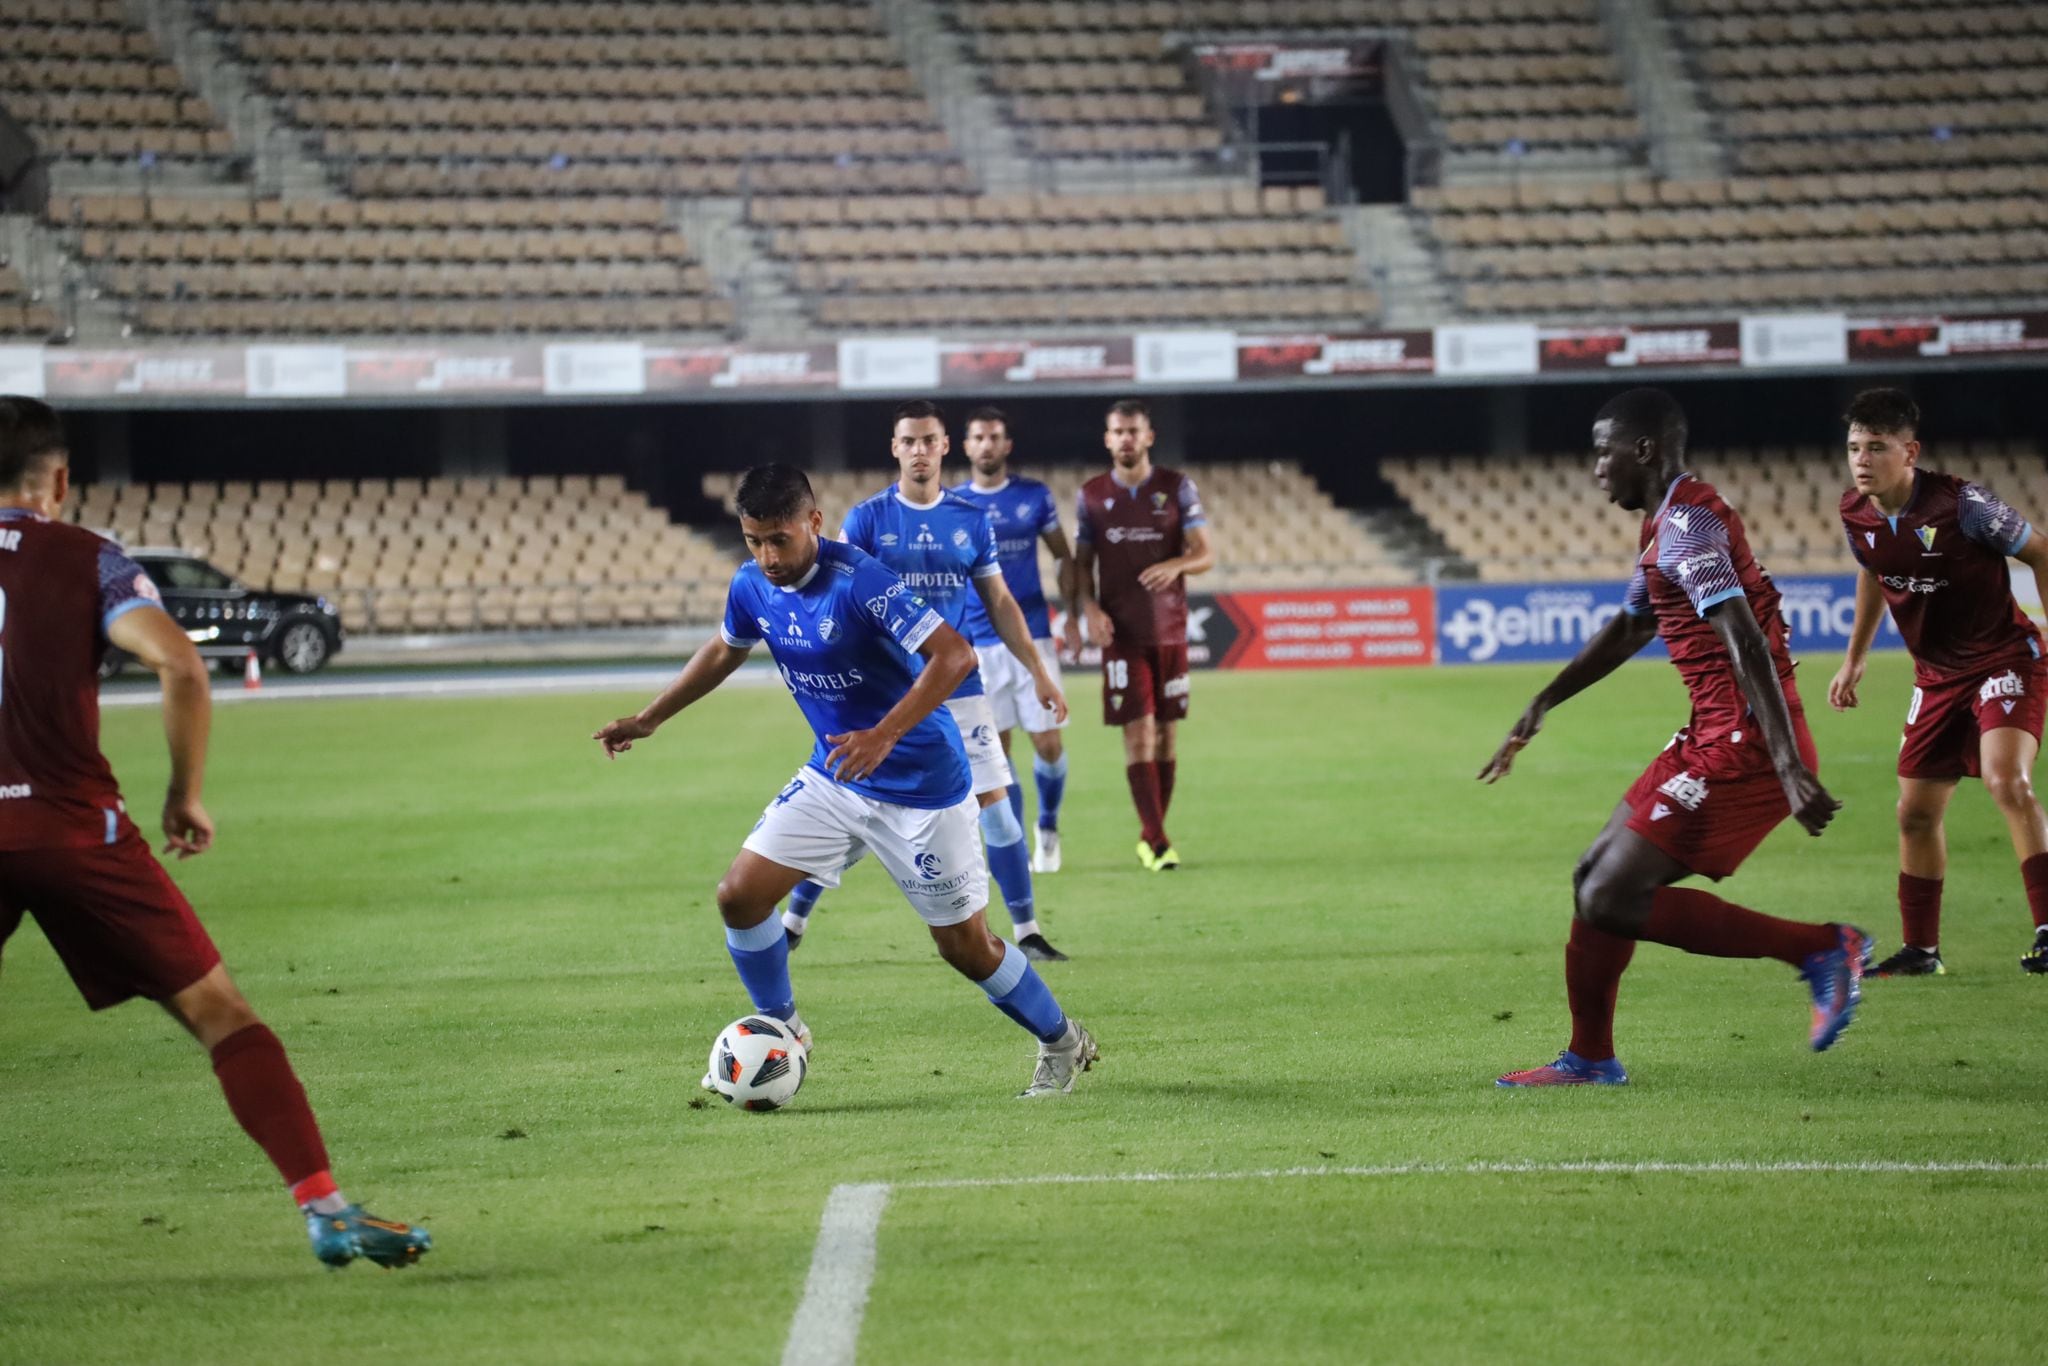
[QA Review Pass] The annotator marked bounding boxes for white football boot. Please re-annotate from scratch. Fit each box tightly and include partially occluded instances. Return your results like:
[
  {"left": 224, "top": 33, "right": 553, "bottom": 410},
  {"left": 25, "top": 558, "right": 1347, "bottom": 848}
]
[{"left": 1017, "top": 1020, "right": 1097, "bottom": 1099}]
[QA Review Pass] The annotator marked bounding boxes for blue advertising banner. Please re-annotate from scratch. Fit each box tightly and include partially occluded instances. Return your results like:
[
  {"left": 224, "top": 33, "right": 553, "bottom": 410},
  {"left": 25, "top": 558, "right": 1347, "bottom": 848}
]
[{"left": 1435, "top": 576, "right": 1903, "bottom": 665}]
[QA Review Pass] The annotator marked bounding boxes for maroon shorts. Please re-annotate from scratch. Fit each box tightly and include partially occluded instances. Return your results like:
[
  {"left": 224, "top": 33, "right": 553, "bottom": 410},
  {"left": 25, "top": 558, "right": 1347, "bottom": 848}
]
[
  {"left": 0, "top": 826, "right": 221, "bottom": 1010},
  {"left": 1898, "top": 656, "right": 2048, "bottom": 781},
  {"left": 1621, "top": 712, "right": 1818, "bottom": 881},
  {"left": 1102, "top": 644, "right": 1191, "bottom": 726}
]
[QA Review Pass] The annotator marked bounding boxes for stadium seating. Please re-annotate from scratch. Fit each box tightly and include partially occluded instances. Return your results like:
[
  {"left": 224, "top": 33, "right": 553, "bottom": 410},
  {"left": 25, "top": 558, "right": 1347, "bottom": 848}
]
[
  {"left": 950, "top": 0, "right": 1640, "bottom": 160},
  {"left": 44, "top": 192, "right": 734, "bottom": 337},
  {"left": 0, "top": 0, "right": 236, "bottom": 163},
  {"left": 67, "top": 474, "right": 736, "bottom": 634},
  {"left": 703, "top": 461, "right": 1412, "bottom": 590},
  {"left": 1415, "top": 169, "right": 2048, "bottom": 315},
  {"left": 1671, "top": 0, "right": 2048, "bottom": 175},
  {"left": 1382, "top": 442, "right": 2048, "bottom": 582},
  {"left": 211, "top": 0, "right": 968, "bottom": 198},
  {"left": 0, "top": 260, "right": 62, "bottom": 340},
  {"left": 758, "top": 184, "right": 1376, "bottom": 328}
]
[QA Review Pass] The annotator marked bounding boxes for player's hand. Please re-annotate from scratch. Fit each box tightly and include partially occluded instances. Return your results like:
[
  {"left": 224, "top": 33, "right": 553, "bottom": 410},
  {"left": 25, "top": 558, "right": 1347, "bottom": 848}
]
[
  {"left": 1827, "top": 658, "right": 1865, "bottom": 711},
  {"left": 594, "top": 714, "right": 657, "bottom": 759},
  {"left": 1061, "top": 615, "right": 1084, "bottom": 663},
  {"left": 1780, "top": 766, "right": 1842, "bottom": 837},
  {"left": 1036, "top": 676, "right": 1069, "bottom": 724},
  {"left": 162, "top": 794, "right": 214, "bottom": 859},
  {"left": 1478, "top": 701, "right": 1547, "bottom": 783},
  {"left": 1085, "top": 604, "right": 1116, "bottom": 647},
  {"left": 824, "top": 728, "right": 898, "bottom": 783},
  {"left": 1137, "top": 561, "right": 1181, "bottom": 592}
]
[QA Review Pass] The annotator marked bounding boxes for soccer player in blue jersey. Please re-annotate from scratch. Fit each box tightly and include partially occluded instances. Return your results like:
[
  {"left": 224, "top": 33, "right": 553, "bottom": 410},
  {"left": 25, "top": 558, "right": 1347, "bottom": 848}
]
[
  {"left": 952, "top": 406, "right": 1078, "bottom": 875},
  {"left": 593, "top": 465, "right": 1096, "bottom": 1099},
  {"left": 780, "top": 402, "right": 1073, "bottom": 962}
]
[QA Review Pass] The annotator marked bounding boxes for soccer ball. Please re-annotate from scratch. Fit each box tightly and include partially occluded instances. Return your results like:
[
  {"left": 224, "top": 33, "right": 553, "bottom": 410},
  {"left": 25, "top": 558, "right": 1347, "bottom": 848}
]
[{"left": 706, "top": 1016, "right": 808, "bottom": 1111}]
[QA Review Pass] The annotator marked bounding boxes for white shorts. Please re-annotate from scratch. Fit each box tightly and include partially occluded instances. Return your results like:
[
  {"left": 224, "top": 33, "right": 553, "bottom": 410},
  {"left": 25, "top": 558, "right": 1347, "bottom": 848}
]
[
  {"left": 945, "top": 693, "right": 1015, "bottom": 795},
  {"left": 742, "top": 767, "right": 990, "bottom": 927},
  {"left": 976, "top": 639, "right": 1066, "bottom": 736}
]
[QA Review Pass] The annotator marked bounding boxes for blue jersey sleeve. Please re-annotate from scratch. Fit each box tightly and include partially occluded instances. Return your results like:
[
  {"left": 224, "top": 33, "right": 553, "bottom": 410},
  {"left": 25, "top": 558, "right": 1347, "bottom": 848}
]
[
  {"left": 1179, "top": 474, "right": 1208, "bottom": 531},
  {"left": 1959, "top": 483, "right": 2031, "bottom": 556},
  {"left": 839, "top": 501, "right": 873, "bottom": 552},
  {"left": 97, "top": 542, "right": 162, "bottom": 634},
  {"left": 720, "top": 571, "right": 762, "bottom": 649},
  {"left": 970, "top": 510, "right": 1002, "bottom": 579},
  {"left": 1034, "top": 485, "right": 1061, "bottom": 538},
  {"left": 1659, "top": 507, "right": 1744, "bottom": 616},
  {"left": 851, "top": 556, "right": 946, "bottom": 654}
]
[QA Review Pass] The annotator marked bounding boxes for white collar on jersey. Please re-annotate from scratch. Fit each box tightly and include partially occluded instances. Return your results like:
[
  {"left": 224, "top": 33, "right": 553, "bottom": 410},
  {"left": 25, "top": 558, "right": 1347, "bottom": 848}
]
[
  {"left": 893, "top": 485, "right": 945, "bottom": 511},
  {"left": 775, "top": 561, "right": 822, "bottom": 594},
  {"left": 965, "top": 476, "right": 1011, "bottom": 495},
  {"left": 1651, "top": 471, "right": 1694, "bottom": 523},
  {"left": 1109, "top": 466, "right": 1151, "bottom": 493}
]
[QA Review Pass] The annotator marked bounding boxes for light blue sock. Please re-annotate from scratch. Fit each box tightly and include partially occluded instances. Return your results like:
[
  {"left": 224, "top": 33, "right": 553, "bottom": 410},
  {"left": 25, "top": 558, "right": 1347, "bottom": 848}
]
[
  {"left": 1033, "top": 753, "right": 1068, "bottom": 831},
  {"left": 781, "top": 879, "right": 824, "bottom": 930},
  {"left": 1006, "top": 781, "right": 1025, "bottom": 830},
  {"left": 975, "top": 939, "right": 1069, "bottom": 1043},
  {"left": 980, "top": 800, "right": 1034, "bottom": 928},
  {"left": 724, "top": 917, "right": 794, "bottom": 1020}
]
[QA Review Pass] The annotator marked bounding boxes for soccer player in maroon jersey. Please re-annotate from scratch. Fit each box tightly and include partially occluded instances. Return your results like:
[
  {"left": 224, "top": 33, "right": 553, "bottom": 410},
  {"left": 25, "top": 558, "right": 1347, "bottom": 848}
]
[
  {"left": 0, "top": 398, "right": 429, "bottom": 1268},
  {"left": 1070, "top": 399, "right": 1214, "bottom": 871},
  {"left": 1827, "top": 388, "right": 2048, "bottom": 976},
  {"left": 1480, "top": 388, "right": 1867, "bottom": 1086}
]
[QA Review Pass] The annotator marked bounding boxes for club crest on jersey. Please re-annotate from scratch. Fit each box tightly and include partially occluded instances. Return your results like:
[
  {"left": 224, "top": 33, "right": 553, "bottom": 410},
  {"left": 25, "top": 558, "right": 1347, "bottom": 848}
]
[
  {"left": 1656, "top": 770, "right": 1708, "bottom": 812},
  {"left": 1017, "top": 502, "right": 1032, "bottom": 518},
  {"left": 1980, "top": 670, "right": 2026, "bottom": 705},
  {"left": 952, "top": 527, "right": 969, "bottom": 547},
  {"left": 817, "top": 617, "right": 838, "bottom": 642},
  {"left": 1151, "top": 491, "right": 1168, "bottom": 510},
  {"left": 1916, "top": 526, "right": 1938, "bottom": 551}
]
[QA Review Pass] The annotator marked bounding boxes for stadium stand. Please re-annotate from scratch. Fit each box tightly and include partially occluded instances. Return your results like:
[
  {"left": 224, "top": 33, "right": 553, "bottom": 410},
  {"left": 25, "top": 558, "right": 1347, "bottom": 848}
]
[
  {"left": 1671, "top": 0, "right": 2048, "bottom": 176},
  {"left": 0, "top": 260, "right": 62, "bottom": 341},
  {"left": 756, "top": 185, "right": 1377, "bottom": 329},
  {"left": 1, "top": 0, "right": 237, "bottom": 164},
  {"left": 1381, "top": 442, "right": 2048, "bottom": 582},
  {"left": 950, "top": 0, "right": 1641, "bottom": 160},
  {"left": 704, "top": 461, "right": 1412, "bottom": 590},
  {"left": 68, "top": 475, "right": 736, "bottom": 633}
]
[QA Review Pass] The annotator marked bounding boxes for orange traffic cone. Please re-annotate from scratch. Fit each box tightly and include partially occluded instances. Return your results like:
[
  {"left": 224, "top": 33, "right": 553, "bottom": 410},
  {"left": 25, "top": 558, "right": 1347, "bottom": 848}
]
[{"left": 243, "top": 649, "right": 262, "bottom": 691}]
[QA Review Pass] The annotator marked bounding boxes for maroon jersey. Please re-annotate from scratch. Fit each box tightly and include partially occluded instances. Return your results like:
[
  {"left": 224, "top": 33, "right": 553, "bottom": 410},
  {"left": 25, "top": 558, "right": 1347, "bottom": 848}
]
[
  {"left": 0, "top": 510, "right": 162, "bottom": 850},
  {"left": 1840, "top": 470, "right": 2041, "bottom": 683},
  {"left": 1075, "top": 466, "right": 1207, "bottom": 647},
  {"left": 1623, "top": 475, "right": 1798, "bottom": 745}
]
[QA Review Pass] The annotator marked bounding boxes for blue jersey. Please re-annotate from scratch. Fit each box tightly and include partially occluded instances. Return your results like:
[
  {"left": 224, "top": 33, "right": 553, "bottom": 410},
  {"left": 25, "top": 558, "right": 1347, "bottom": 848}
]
[
  {"left": 840, "top": 485, "right": 1002, "bottom": 699},
  {"left": 952, "top": 476, "right": 1061, "bottom": 644},
  {"left": 721, "top": 539, "right": 969, "bottom": 810}
]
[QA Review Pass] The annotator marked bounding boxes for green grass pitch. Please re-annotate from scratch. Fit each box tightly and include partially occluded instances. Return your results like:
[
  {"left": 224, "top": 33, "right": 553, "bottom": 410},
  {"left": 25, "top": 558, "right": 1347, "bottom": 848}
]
[{"left": 2, "top": 656, "right": 2044, "bottom": 1364}]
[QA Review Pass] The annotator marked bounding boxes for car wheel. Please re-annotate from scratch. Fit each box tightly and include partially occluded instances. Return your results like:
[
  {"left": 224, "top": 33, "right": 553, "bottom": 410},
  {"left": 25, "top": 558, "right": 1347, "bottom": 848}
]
[{"left": 275, "top": 619, "right": 333, "bottom": 674}]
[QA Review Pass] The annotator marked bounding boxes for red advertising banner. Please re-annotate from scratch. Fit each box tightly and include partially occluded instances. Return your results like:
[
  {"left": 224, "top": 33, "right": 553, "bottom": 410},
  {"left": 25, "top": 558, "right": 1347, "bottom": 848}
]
[
  {"left": 1538, "top": 322, "right": 1741, "bottom": 371},
  {"left": 1237, "top": 332, "right": 1434, "bottom": 379},
  {"left": 940, "top": 338, "right": 1135, "bottom": 387},
  {"left": 44, "top": 348, "right": 247, "bottom": 397},
  {"left": 1848, "top": 312, "right": 2048, "bottom": 362},
  {"left": 345, "top": 346, "right": 544, "bottom": 395},
  {"left": 645, "top": 344, "right": 838, "bottom": 391},
  {"left": 1212, "top": 588, "right": 1435, "bottom": 669}
]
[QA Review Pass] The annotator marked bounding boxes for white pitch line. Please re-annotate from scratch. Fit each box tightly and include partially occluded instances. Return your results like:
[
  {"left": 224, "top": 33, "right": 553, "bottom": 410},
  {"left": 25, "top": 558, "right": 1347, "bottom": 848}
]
[
  {"left": 781, "top": 1182, "right": 891, "bottom": 1366},
  {"left": 784, "top": 1160, "right": 2046, "bottom": 1363}
]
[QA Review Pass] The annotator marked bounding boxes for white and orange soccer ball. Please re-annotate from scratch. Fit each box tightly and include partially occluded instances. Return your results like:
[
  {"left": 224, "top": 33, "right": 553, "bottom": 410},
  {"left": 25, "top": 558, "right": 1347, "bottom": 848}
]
[{"left": 706, "top": 1016, "right": 808, "bottom": 1111}]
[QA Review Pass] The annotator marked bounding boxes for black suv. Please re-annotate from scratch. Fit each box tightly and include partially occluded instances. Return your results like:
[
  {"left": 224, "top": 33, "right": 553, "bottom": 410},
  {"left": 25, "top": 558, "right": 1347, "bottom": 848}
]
[{"left": 104, "top": 549, "right": 345, "bottom": 676}]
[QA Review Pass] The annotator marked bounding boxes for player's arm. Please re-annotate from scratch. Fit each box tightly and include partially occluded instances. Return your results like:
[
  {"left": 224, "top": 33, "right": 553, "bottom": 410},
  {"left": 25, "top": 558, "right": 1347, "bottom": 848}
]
[
  {"left": 973, "top": 569, "right": 1069, "bottom": 722},
  {"left": 594, "top": 637, "right": 752, "bottom": 758},
  {"left": 1138, "top": 525, "right": 1215, "bottom": 591},
  {"left": 1043, "top": 525, "right": 1079, "bottom": 631},
  {"left": 106, "top": 603, "right": 214, "bottom": 858},
  {"left": 2014, "top": 530, "right": 2048, "bottom": 634},
  {"left": 823, "top": 623, "right": 977, "bottom": 782},
  {"left": 1827, "top": 567, "right": 1886, "bottom": 712},
  {"left": 1478, "top": 608, "right": 1659, "bottom": 782},
  {"left": 1070, "top": 534, "right": 1111, "bottom": 650},
  {"left": 1705, "top": 595, "right": 1838, "bottom": 836}
]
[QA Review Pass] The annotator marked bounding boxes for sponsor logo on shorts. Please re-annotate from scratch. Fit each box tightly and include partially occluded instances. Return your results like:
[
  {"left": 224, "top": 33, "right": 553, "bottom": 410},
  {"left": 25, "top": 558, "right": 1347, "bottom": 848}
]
[
  {"left": 899, "top": 869, "right": 976, "bottom": 897},
  {"left": 0, "top": 783, "right": 31, "bottom": 799},
  {"left": 914, "top": 851, "right": 943, "bottom": 879},
  {"left": 1162, "top": 675, "right": 1190, "bottom": 700},
  {"left": 1980, "top": 670, "right": 2026, "bottom": 704},
  {"left": 1656, "top": 770, "right": 1708, "bottom": 811}
]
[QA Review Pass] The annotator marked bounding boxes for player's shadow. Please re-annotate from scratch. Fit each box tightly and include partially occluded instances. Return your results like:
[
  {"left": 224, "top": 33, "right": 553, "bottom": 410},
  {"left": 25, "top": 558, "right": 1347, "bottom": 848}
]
[{"left": 779, "top": 1095, "right": 932, "bottom": 1117}]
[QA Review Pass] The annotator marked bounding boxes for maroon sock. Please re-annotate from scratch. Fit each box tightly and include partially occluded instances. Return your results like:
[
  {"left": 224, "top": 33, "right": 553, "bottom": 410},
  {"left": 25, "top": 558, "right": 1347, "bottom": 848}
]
[
  {"left": 2023, "top": 854, "right": 2048, "bottom": 929},
  {"left": 1565, "top": 919, "right": 1637, "bottom": 1062},
  {"left": 1898, "top": 872, "right": 1943, "bottom": 949},
  {"left": 1638, "top": 886, "right": 1838, "bottom": 966},
  {"left": 1124, "top": 762, "right": 1168, "bottom": 850},
  {"left": 1157, "top": 760, "right": 1177, "bottom": 818},
  {"left": 210, "top": 1023, "right": 331, "bottom": 1190}
]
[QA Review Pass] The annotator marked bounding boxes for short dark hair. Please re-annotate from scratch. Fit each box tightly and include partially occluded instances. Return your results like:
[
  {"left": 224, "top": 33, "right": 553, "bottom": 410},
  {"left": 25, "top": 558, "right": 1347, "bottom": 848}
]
[
  {"left": 892, "top": 399, "right": 945, "bottom": 430},
  {"left": 1107, "top": 398, "right": 1150, "bottom": 424},
  {"left": 964, "top": 405, "right": 1009, "bottom": 433},
  {"left": 733, "top": 464, "right": 816, "bottom": 523},
  {"left": 1594, "top": 387, "right": 1687, "bottom": 455},
  {"left": 0, "top": 396, "right": 67, "bottom": 491},
  {"left": 1844, "top": 387, "right": 1919, "bottom": 438}
]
